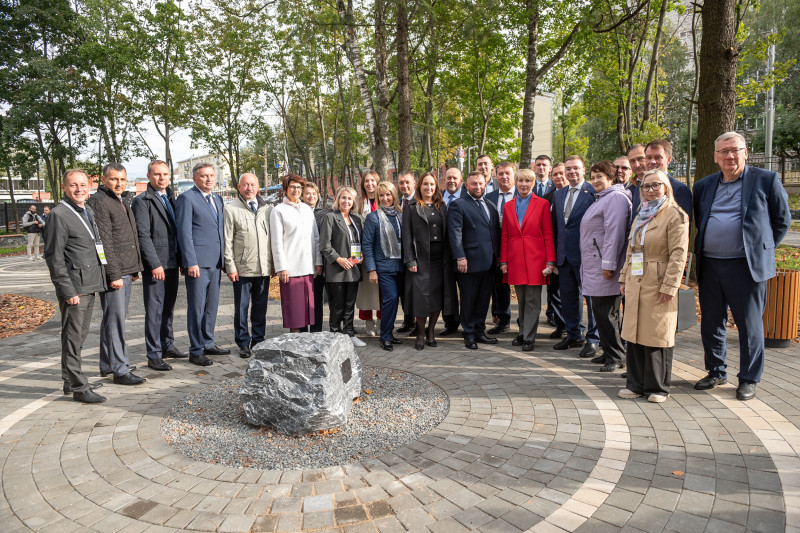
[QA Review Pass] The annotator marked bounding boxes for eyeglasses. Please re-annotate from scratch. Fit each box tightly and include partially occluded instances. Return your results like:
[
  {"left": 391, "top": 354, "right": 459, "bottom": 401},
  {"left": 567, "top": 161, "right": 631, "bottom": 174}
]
[
  {"left": 288, "top": 185, "right": 303, "bottom": 190},
  {"left": 614, "top": 165, "right": 631, "bottom": 171},
  {"left": 641, "top": 183, "right": 663, "bottom": 192},
  {"left": 715, "top": 147, "right": 746, "bottom": 157}
]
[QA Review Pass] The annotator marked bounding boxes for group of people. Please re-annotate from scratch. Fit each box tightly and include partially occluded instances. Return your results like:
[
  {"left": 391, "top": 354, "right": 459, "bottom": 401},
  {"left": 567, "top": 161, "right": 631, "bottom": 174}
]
[
  {"left": 44, "top": 131, "right": 791, "bottom": 406},
  {"left": 21, "top": 204, "right": 50, "bottom": 260}
]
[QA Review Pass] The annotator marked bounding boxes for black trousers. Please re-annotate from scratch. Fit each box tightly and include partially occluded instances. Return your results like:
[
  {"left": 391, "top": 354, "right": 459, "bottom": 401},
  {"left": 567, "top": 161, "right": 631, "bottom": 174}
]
[
  {"left": 490, "top": 266, "right": 511, "bottom": 325},
  {"left": 305, "top": 274, "right": 326, "bottom": 333},
  {"left": 327, "top": 281, "right": 358, "bottom": 335},
  {"left": 591, "top": 294, "right": 625, "bottom": 364},
  {"left": 457, "top": 270, "right": 492, "bottom": 338},
  {"left": 546, "top": 273, "right": 565, "bottom": 329},
  {"left": 142, "top": 268, "right": 179, "bottom": 359},
  {"left": 626, "top": 342, "right": 673, "bottom": 396}
]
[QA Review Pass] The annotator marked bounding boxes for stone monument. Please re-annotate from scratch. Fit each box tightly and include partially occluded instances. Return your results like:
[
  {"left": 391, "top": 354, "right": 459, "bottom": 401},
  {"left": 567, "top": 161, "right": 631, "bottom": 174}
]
[{"left": 239, "top": 332, "right": 363, "bottom": 434}]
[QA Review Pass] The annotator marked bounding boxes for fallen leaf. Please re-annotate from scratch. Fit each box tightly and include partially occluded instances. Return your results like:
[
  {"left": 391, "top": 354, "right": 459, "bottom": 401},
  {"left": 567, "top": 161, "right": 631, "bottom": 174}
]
[{"left": 672, "top": 470, "right": 684, "bottom": 477}]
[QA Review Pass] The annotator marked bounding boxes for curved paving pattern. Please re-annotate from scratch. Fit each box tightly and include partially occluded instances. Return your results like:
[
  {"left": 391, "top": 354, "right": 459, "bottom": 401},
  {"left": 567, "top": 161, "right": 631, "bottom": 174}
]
[{"left": 0, "top": 261, "right": 796, "bottom": 532}]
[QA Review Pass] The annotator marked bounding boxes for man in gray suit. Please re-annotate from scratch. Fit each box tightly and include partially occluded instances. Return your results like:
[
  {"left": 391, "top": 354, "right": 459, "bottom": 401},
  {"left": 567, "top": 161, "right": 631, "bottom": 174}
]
[{"left": 44, "top": 169, "right": 108, "bottom": 403}]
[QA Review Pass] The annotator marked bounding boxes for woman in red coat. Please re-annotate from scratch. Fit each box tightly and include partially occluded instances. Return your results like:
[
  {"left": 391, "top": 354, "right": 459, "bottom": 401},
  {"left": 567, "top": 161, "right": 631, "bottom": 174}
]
[{"left": 499, "top": 169, "right": 556, "bottom": 351}]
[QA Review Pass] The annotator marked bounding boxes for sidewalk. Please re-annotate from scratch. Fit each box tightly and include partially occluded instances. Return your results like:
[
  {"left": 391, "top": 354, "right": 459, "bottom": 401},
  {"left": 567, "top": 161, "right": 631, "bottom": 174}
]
[{"left": 0, "top": 255, "right": 798, "bottom": 532}]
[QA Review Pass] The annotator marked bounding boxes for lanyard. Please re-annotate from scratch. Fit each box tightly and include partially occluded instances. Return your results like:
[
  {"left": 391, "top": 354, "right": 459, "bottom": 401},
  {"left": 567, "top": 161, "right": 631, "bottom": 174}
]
[
  {"left": 61, "top": 200, "right": 98, "bottom": 242},
  {"left": 347, "top": 219, "right": 360, "bottom": 243}
]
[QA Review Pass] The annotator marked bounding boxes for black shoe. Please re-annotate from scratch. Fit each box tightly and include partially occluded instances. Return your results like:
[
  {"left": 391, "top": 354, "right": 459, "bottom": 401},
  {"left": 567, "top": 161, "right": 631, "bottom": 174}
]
[
  {"left": 546, "top": 317, "right": 557, "bottom": 327},
  {"left": 522, "top": 341, "right": 535, "bottom": 352},
  {"left": 476, "top": 333, "right": 498, "bottom": 344},
  {"left": 113, "top": 373, "right": 146, "bottom": 385},
  {"left": 553, "top": 338, "right": 583, "bottom": 350},
  {"left": 415, "top": 342, "right": 424, "bottom": 351},
  {"left": 397, "top": 324, "right": 413, "bottom": 334},
  {"left": 590, "top": 355, "right": 606, "bottom": 364},
  {"left": 579, "top": 343, "right": 599, "bottom": 358},
  {"left": 464, "top": 338, "right": 478, "bottom": 350},
  {"left": 549, "top": 328, "right": 565, "bottom": 339},
  {"left": 147, "top": 358, "right": 172, "bottom": 371},
  {"left": 736, "top": 382, "right": 756, "bottom": 401},
  {"left": 380, "top": 341, "right": 394, "bottom": 351},
  {"left": 189, "top": 355, "right": 213, "bottom": 366},
  {"left": 487, "top": 323, "right": 509, "bottom": 335},
  {"left": 621, "top": 372, "right": 627, "bottom": 378},
  {"left": 204, "top": 345, "right": 231, "bottom": 356},
  {"left": 512, "top": 334, "right": 523, "bottom": 346},
  {"left": 600, "top": 363, "right": 623, "bottom": 372},
  {"left": 425, "top": 339, "right": 438, "bottom": 347},
  {"left": 239, "top": 345, "right": 252, "bottom": 358},
  {"left": 390, "top": 337, "right": 403, "bottom": 344},
  {"left": 440, "top": 326, "right": 459, "bottom": 336},
  {"left": 63, "top": 382, "right": 103, "bottom": 394},
  {"left": 100, "top": 365, "right": 135, "bottom": 378},
  {"left": 73, "top": 389, "right": 106, "bottom": 403},
  {"left": 249, "top": 339, "right": 263, "bottom": 350},
  {"left": 695, "top": 375, "right": 727, "bottom": 390},
  {"left": 163, "top": 347, "right": 188, "bottom": 359}
]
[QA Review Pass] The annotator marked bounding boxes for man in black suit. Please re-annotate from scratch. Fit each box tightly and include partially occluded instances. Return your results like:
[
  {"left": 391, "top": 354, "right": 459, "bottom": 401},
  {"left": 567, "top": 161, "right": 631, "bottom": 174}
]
[
  {"left": 533, "top": 155, "right": 554, "bottom": 198},
  {"left": 484, "top": 162, "right": 517, "bottom": 334},
  {"left": 396, "top": 170, "right": 418, "bottom": 335},
  {"left": 44, "top": 169, "right": 108, "bottom": 403},
  {"left": 544, "top": 163, "right": 566, "bottom": 337},
  {"left": 131, "top": 160, "right": 186, "bottom": 372},
  {"left": 448, "top": 171, "right": 501, "bottom": 349}
]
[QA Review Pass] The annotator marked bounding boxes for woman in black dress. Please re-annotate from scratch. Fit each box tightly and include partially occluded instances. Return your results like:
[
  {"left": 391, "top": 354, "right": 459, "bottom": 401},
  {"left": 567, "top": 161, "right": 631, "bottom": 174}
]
[{"left": 402, "top": 172, "right": 454, "bottom": 350}]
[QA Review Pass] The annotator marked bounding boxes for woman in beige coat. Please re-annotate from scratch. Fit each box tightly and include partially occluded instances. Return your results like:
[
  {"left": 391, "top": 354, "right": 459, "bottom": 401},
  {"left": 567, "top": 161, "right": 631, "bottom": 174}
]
[{"left": 618, "top": 169, "right": 689, "bottom": 403}]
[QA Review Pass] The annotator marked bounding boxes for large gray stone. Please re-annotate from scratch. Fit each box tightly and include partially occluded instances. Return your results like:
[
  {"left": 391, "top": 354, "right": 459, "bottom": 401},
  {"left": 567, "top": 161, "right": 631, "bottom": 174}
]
[{"left": 239, "top": 332, "right": 362, "bottom": 434}]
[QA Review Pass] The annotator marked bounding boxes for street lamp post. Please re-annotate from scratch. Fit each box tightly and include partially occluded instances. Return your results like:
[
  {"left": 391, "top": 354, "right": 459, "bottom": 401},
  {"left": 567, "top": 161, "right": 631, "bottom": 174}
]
[{"left": 466, "top": 145, "right": 479, "bottom": 173}]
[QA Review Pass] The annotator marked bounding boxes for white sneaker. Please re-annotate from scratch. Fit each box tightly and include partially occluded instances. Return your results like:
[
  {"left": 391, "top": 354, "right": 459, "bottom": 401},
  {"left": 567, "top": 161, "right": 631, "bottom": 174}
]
[
  {"left": 618, "top": 389, "right": 642, "bottom": 399},
  {"left": 365, "top": 319, "right": 377, "bottom": 337},
  {"left": 648, "top": 393, "right": 669, "bottom": 403},
  {"left": 28, "top": 256, "right": 35, "bottom": 261},
  {"left": 350, "top": 336, "right": 366, "bottom": 347}
]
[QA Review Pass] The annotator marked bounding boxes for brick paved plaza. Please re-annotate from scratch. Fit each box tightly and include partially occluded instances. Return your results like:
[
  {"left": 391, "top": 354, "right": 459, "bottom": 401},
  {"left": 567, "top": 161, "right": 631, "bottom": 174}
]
[{"left": 1, "top": 255, "right": 798, "bottom": 532}]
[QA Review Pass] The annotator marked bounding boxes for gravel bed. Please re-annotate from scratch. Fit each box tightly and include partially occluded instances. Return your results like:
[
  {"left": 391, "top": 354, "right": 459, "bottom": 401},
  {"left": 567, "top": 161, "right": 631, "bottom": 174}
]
[{"left": 161, "top": 366, "right": 449, "bottom": 470}]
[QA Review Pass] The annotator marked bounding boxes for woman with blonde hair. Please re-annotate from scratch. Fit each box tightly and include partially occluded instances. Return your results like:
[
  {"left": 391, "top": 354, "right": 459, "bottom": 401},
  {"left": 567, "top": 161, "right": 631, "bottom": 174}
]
[
  {"left": 618, "top": 169, "right": 689, "bottom": 403},
  {"left": 356, "top": 170, "right": 381, "bottom": 335},
  {"left": 363, "top": 181, "right": 404, "bottom": 350},
  {"left": 319, "top": 186, "right": 366, "bottom": 346}
]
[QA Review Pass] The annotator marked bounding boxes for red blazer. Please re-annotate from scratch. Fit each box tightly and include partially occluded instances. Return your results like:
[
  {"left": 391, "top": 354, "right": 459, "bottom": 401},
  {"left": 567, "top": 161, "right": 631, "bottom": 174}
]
[{"left": 499, "top": 194, "right": 555, "bottom": 286}]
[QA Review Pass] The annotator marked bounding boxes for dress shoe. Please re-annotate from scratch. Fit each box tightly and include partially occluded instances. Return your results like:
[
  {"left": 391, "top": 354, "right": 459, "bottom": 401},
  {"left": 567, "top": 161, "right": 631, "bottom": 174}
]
[
  {"left": 476, "top": 333, "right": 498, "bottom": 344},
  {"left": 579, "top": 343, "right": 599, "bottom": 358},
  {"left": 249, "top": 339, "right": 263, "bottom": 350},
  {"left": 590, "top": 355, "right": 606, "bottom": 364},
  {"left": 694, "top": 375, "right": 727, "bottom": 390},
  {"left": 163, "top": 347, "right": 188, "bottom": 359},
  {"left": 621, "top": 372, "right": 627, "bottom": 379},
  {"left": 63, "top": 382, "right": 103, "bottom": 394},
  {"left": 599, "top": 363, "right": 623, "bottom": 372},
  {"left": 397, "top": 323, "right": 413, "bottom": 334},
  {"left": 464, "top": 337, "right": 478, "bottom": 350},
  {"left": 73, "top": 389, "right": 106, "bottom": 403},
  {"left": 522, "top": 341, "right": 535, "bottom": 352},
  {"left": 440, "top": 326, "right": 459, "bottom": 336},
  {"left": 113, "top": 373, "right": 146, "bottom": 385},
  {"left": 553, "top": 338, "right": 583, "bottom": 350},
  {"left": 736, "top": 382, "right": 756, "bottom": 401},
  {"left": 204, "top": 345, "right": 231, "bottom": 356},
  {"left": 189, "top": 355, "right": 213, "bottom": 366},
  {"left": 512, "top": 334, "right": 523, "bottom": 347},
  {"left": 239, "top": 345, "right": 252, "bottom": 358},
  {"left": 390, "top": 337, "right": 403, "bottom": 344},
  {"left": 487, "top": 323, "right": 509, "bottom": 335},
  {"left": 415, "top": 342, "right": 424, "bottom": 351},
  {"left": 147, "top": 358, "right": 172, "bottom": 371},
  {"left": 549, "top": 328, "right": 565, "bottom": 339},
  {"left": 380, "top": 341, "right": 394, "bottom": 352},
  {"left": 100, "top": 365, "right": 135, "bottom": 377},
  {"left": 425, "top": 339, "right": 438, "bottom": 347}
]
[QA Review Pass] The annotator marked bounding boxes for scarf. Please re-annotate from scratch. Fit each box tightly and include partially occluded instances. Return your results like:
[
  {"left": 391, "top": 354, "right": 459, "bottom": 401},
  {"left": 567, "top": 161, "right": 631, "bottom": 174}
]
[
  {"left": 633, "top": 194, "right": 668, "bottom": 243},
  {"left": 376, "top": 206, "right": 401, "bottom": 259}
]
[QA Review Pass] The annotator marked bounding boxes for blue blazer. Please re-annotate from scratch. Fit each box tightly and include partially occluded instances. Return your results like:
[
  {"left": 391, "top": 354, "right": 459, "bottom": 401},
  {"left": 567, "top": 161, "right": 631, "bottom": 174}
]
[
  {"left": 552, "top": 181, "right": 596, "bottom": 266},
  {"left": 447, "top": 194, "right": 501, "bottom": 273},
  {"left": 693, "top": 165, "right": 790, "bottom": 283},
  {"left": 632, "top": 175, "right": 693, "bottom": 224},
  {"left": 362, "top": 210, "right": 403, "bottom": 274},
  {"left": 175, "top": 186, "right": 224, "bottom": 269},
  {"left": 534, "top": 180, "right": 554, "bottom": 198}
]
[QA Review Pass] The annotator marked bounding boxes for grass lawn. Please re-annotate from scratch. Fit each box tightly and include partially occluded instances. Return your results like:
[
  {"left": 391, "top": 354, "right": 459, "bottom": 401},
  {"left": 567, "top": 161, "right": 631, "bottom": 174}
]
[
  {"left": 790, "top": 193, "right": 800, "bottom": 211},
  {"left": 777, "top": 245, "right": 800, "bottom": 270},
  {"left": 0, "top": 246, "right": 25, "bottom": 256}
]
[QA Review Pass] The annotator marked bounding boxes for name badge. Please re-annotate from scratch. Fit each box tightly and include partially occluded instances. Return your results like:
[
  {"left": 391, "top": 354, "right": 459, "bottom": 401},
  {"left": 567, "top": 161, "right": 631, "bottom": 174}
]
[
  {"left": 350, "top": 243, "right": 362, "bottom": 261},
  {"left": 631, "top": 252, "right": 644, "bottom": 276},
  {"left": 95, "top": 243, "right": 108, "bottom": 265}
]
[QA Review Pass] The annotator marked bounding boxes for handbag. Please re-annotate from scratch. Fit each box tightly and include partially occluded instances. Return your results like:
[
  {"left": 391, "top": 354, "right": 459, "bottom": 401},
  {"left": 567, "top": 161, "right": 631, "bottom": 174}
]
[{"left": 676, "top": 253, "right": 697, "bottom": 332}]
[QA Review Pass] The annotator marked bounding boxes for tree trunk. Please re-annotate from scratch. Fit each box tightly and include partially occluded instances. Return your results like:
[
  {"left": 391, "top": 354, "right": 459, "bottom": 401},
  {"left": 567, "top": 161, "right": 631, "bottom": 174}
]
[
  {"left": 519, "top": 0, "right": 540, "bottom": 168},
  {"left": 642, "top": 0, "right": 669, "bottom": 125},
  {"left": 373, "top": 0, "right": 391, "bottom": 179},
  {"left": 695, "top": 0, "right": 738, "bottom": 183},
  {"left": 7, "top": 167, "right": 20, "bottom": 233},
  {"left": 396, "top": 0, "right": 411, "bottom": 173},
  {"left": 685, "top": 5, "right": 700, "bottom": 188}
]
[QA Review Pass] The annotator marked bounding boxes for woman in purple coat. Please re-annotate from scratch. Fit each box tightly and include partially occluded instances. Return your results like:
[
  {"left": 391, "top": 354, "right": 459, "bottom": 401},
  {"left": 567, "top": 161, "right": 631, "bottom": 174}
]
[{"left": 580, "top": 160, "right": 632, "bottom": 372}]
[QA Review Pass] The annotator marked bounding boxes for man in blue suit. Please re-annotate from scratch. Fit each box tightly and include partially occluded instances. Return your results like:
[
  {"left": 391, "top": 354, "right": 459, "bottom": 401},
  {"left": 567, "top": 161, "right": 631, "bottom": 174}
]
[
  {"left": 175, "top": 162, "right": 230, "bottom": 366},
  {"left": 631, "top": 139, "right": 693, "bottom": 223},
  {"left": 552, "top": 155, "right": 599, "bottom": 355},
  {"left": 448, "top": 171, "right": 502, "bottom": 350},
  {"left": 693, "top": 132, "right": 790, "bottom": 401},
  {"left": 484, "top": 162, "right": 518, "bottom": 334},
  {"left": 533, "top": 155, "right": 555, "bottom": 198}
]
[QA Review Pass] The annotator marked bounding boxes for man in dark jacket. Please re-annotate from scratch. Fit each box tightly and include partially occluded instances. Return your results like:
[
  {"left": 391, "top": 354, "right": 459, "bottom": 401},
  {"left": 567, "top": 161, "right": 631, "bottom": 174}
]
[
  {"left": 87, "top": 163, "right": 146, "bottom": 386},
  {"left": 131, "top": 160, "right": 186, "bottom": 371},
  {"left": 45, "top": 169, "right": 108, "bottom": 403}
]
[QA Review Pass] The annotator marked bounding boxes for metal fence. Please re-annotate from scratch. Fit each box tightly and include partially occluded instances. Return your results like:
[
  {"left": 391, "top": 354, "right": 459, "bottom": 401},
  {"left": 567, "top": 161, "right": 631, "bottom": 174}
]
[
  {"left": 1, "top": 202, "right": 56, "bottom": 232},
  {"left": 672, "top": 155, "right": 800, "bottom": 184}
]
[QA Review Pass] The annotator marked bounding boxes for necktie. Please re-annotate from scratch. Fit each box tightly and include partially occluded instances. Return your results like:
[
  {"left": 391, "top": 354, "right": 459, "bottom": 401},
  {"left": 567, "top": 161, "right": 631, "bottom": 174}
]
[
  {"left": 477, "top": 198, "right": 489, "bottom": 222},
  {"left": 536, "top": 183, "right": 543, "bottom": 197},
  {"left": 160, "top": 193, "right": 176, "bottom": 223},
  {"left": 564, "top": 188, "right": 577, "bottom": 220},
  {"left": 402, "top": 197, "right": 407, "bottom": 209},
  {"left": 446, "top": 193, "right": 453, "bottom": 206},
  {"left": 500, "top": 193, "right": 506, "bottom": 212},
  {"left": 249, "top": 201, "right": 257, "bottom": 214},
  {"left": 206, "top": 194, "right": 218, "bottom": 221}
]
